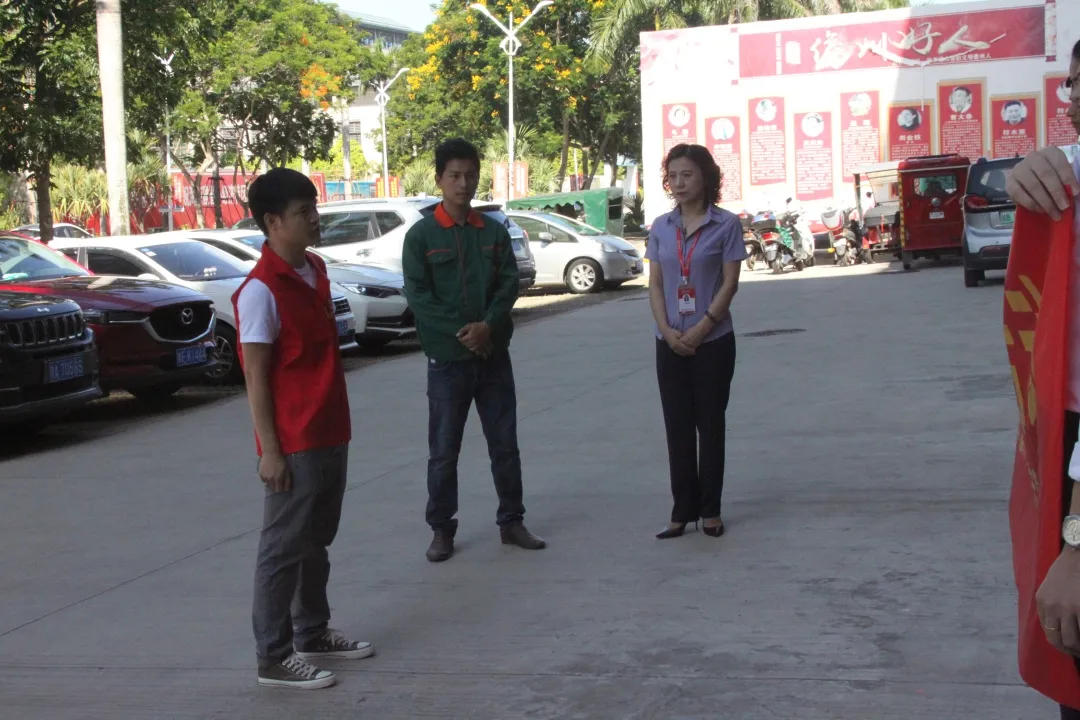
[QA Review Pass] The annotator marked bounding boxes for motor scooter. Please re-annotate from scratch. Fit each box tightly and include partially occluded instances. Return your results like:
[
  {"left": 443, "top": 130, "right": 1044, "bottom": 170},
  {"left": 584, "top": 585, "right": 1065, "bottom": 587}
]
[
  {"left": 754, "top": 210, "right": 797, "bottom": 273},
  {"left": 738, "top": 210, "right": 765, "bottom": 271}
]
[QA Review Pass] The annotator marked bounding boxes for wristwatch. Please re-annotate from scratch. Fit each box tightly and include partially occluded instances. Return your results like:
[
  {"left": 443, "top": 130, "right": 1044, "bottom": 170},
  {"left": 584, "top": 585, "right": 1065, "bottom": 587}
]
[{"left": 1063, "top": 515, "right": 1080, "bottom": 548}]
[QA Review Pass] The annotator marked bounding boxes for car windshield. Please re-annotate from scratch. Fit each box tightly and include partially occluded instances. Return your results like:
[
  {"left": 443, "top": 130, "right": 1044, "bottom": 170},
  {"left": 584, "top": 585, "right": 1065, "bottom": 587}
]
[
  {"left": 967, "top": 160, "right": 1020, "bottom": 203},
  {"left": 535, "top": 213, "right": 604, "bottom": 236},
  {"left": 0, "top": 236, "right": 89, "bottom": 282},
  {"left": 235, "top": 233, "right": 267, "bottom": 252},
  {"left": 135, "top": 241, "right": 249, "bottom": 281}
]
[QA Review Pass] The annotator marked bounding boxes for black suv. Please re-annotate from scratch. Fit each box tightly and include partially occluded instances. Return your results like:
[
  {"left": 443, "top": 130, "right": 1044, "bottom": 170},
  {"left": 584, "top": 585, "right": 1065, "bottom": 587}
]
[{"left": 0, "top": 291, "right": 101, "bottom": 427}]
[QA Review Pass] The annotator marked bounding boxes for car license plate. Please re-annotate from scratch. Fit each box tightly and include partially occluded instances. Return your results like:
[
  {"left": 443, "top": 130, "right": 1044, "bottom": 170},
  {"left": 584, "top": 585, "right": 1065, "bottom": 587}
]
[
  {"left": 337, "top": 319, "right": 349, "bottom": 337},
  {"left": 46, "top": 355, "right": 85, "bottom": 384},
  {"left": 176, "top": 345, "right": 208, "bottom": 368},
  {"left": 929, "top": 211, "right": 945, "bottom": 220},
  {"left": 999, "top": 210, "right": 1015, "bottom": 225}
]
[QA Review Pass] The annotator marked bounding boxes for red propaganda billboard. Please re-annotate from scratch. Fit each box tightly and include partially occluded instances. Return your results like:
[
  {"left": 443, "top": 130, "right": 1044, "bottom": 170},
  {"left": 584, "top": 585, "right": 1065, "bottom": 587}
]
[
  {"left": 662, "top": 103, "right": 697, "bottom": 157},
  {"left": 794, "top": 112, "right": 833, "bottom": 202},
  {"left": 938, "top": 79, "right": 985, "bottom": 159},
  {"left": 706, "top": 116, "right": 742, "bottom": 202},
  {"left": 991, "top": 94, "right": 1038, "bottom": 159},
  {"left": 888, "top": 101, "right": 934, "bottom": 161},
  {"left": 840, "top": 91, "right": 882, "bottom": 182},
  {"left": 749, "top": 97, "right": 786, "bottom": 186},
  {"left": 739, "top": 5, "right": 1046, "bottom": 78},
  {"left": 1046, "top": 74, "right": 1078, "bottom": 148}
]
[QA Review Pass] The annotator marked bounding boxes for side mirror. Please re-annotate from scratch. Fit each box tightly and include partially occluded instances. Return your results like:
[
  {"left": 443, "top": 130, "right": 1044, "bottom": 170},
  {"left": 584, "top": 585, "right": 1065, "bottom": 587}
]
[
  {"left": 137, "top": 273, "right": 159, "bottom": 280},
  {"left": 538, "top": 232, "right": 554, "bottom": 242}
]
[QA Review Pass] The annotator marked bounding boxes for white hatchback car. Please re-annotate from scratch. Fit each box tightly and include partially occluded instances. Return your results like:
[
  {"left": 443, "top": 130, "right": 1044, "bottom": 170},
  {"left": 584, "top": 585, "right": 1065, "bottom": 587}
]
[
  {"left": 50, "top": 234, "right": 365, "bottom": 383},
  {"left": 183, "top": 229, "right": 414, "bottom": 349}
]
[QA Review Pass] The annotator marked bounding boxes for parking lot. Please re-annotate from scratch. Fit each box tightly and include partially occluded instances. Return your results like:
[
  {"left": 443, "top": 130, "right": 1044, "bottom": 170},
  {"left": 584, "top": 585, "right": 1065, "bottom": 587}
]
[{"left": 1, "top": 255, "right": 1053, "bottom": 719}]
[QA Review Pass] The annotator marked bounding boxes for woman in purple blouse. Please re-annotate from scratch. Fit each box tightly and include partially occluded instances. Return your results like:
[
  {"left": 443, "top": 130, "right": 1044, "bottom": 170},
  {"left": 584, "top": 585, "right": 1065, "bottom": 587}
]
[{"left": 645, "top": 144, "right": 746, "bottom": 540}]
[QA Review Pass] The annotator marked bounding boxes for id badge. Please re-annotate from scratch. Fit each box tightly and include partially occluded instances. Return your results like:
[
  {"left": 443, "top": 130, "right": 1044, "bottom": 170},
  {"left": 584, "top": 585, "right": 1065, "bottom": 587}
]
[{"left": 677, "top": 284, "right": 697, "bottom": 315}]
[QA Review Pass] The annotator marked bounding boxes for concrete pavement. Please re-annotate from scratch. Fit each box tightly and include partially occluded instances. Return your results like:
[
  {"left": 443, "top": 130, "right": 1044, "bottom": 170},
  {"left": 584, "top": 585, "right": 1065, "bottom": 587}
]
[{"left": 0, "top": 261, "right": 1057, "bottom": 718}]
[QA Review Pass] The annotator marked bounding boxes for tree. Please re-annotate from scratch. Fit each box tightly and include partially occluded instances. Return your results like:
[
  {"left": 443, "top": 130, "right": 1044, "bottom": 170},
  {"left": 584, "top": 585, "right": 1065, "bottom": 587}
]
[{"left": 0, "top": 1, "right": 203, "bottom": 242}]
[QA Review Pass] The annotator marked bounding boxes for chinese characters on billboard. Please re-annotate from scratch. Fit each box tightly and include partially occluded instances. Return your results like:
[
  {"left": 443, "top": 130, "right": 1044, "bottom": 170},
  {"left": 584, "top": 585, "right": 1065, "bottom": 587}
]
[
  {"left": 991, "top": 95, "right": 1037, "bottom": 159},
  {"left": 749, "top": 97, "right": 786, "bottom": 186},
  {"left": 794, "top": 112, "right": 834, "bottom": 202},
  {"left": 1045, "top": 74, "right": 1077, "bottom": 148},
  {"left": 738, "top": 6, "right": 1046, "bottom": 78},
  {"left": 706, "top": 117, "right": 743, "bottom": 202},
  {"left": 888, "top": 102, "right": 933, "bottom": 161},
  {"left": 662, "top": 103, "right": 697, "bottom": 157},
  {"left": 840, "top": 91, "right": 882, "bottom": 181},
  {"left": 938, "top": 80, "right": 985, "bottom": 159}
]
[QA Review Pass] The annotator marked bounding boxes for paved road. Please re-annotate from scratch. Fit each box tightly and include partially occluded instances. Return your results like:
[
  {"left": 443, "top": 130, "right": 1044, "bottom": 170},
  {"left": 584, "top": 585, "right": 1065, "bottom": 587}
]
[{"left": 0, "top": 260, "right": 1055, "bottom": 718}]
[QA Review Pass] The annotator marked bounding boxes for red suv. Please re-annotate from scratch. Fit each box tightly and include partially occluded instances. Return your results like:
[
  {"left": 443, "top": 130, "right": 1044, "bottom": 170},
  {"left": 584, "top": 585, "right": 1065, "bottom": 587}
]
[{"left": 0, "top": 233, "right": 218, "bottom": 401}]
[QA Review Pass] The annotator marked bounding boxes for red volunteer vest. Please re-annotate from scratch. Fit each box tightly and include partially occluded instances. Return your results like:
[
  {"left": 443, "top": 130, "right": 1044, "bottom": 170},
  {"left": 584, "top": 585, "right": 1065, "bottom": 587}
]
[
  {"left": 1005, "top": 205, "right": 1080, "bottom": 709},
  {"left": 232, "top": 245, "right": 351, "bottom": 456}
]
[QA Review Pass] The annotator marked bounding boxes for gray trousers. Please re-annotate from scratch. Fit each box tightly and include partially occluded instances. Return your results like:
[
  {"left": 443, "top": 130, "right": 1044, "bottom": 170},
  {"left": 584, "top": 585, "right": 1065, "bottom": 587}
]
[{"left": 252, "top": 444, "right": 347, "bottom": 669}]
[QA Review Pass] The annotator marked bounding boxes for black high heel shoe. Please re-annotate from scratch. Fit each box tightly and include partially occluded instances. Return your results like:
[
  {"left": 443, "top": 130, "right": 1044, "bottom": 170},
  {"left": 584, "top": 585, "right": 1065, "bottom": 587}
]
[
  {"left": 702, "top": 520, "right": 725, "bottom": 538},
  {"left": 655, "top": 521, "right": 697, "bottom": 539}
]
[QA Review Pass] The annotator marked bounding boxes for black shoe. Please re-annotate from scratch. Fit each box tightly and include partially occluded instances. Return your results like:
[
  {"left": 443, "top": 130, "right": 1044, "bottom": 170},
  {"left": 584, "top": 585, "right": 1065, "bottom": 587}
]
[
  {"left": 702, "top": 519, "right": 725, "bottom": 538},
  {"left": 655, "top": 521, "right": 696, "bottom": 539},
  {"left": 499, "top": 522, "right": 546, "bottom": 550},
  {"left": 426, "top": 525, "right": 457, "bottom": 562}
]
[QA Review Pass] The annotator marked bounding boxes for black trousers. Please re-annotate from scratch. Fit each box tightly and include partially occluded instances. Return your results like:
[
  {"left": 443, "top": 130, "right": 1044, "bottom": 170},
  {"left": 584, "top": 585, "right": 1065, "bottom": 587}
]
[
  {"left": 655, "top": 332, "right": 737, "bottom": 523},
  {"left": 1061, "top": 411, "right": 1080, "bottom": 718}
]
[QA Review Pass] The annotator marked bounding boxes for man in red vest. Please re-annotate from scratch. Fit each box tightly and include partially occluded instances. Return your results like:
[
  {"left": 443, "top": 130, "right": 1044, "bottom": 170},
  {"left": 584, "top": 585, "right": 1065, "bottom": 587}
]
[
  {"left": 1006, "top": 40, "right": 1080, "bottom": 719},
  {"left": 233, "top": 169, "right": 372, "bottom": 690},
  {"left": 402, "top": 138, "right": 546, "bottom": 562}
]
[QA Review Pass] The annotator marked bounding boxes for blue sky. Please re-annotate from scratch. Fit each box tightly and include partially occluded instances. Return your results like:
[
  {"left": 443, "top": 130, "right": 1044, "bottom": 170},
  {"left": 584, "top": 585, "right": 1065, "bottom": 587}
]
[{"left": 332, "top": 0, "right": 973, "bottom": 34}]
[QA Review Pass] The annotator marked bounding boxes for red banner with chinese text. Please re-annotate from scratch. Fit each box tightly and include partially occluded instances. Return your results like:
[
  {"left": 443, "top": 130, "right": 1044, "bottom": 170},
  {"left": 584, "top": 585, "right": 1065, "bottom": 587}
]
[
  {"left": 938, "top": 79, "right": 986, "bottom": 160},
  {"left": 840, "top": 91, "right": 882, "bottom": 183},
  {"left": 991, "top": 95, "right": 1038, "bottom": 160},
  {"left": 749, "top": 97, "right": 786, "bottom": 186},
  {"left": 662, "top": 103, "right": 697, "bottom": 158},
  {"left": 739, "top": 5, "right": 1046, "bottom": 78},
  {"left": 1046, "top": 74, "right": 1078, "bottom": 149},
  {"left": 1005, "top": 206, "right": 1080, "bottom": 711},
  {"left": 794, "top": 112, "right": 833, "bottom": 202},
  {"left": 706, "top": 117, "right": 743, "bottom": 203},
  {"left": 887, "top": 102, "right": 933, "bottom": 161}
]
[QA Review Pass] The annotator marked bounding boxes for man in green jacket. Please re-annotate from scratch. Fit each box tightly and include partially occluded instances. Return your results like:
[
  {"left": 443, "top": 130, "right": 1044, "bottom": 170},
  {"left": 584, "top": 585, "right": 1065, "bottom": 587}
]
[{"left": 402, "top": 138, "right": 546, "bottom": 562}]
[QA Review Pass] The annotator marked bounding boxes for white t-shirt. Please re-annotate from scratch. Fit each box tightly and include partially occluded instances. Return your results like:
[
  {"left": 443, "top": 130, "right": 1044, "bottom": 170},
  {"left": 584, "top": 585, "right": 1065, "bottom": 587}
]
[{"left": 237, "top": 261, "right": 317, "bottom": 344}]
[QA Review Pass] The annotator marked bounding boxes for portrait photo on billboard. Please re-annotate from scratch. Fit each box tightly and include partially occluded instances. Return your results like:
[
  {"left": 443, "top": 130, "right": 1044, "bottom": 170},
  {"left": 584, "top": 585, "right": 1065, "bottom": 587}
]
[
  {"left": 948, "top": 86, "right": 974, "bottom": 115},
  {"left": 801, "top": 112, "right": 826, "bottom": 139},
  {"left": 847, "top": 93, "right": 873, "bottom": 118},
  {"left": 755, "top": 98, "right": 779, "bottom": 124},
  {"left": 1001, "top": 100, "right": 1028, "bottom": 127},
  {"left": 896, "top": 107, "right": 922, "bottom": 131},
  {"left": 711, "top": 118, "right": 737, "bottom": 141}
]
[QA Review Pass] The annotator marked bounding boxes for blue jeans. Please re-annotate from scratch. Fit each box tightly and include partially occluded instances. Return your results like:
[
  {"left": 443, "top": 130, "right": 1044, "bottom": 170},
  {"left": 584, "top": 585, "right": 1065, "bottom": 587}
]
[{"left": 426, "top": 350, "right": 525, "bottom": 530}]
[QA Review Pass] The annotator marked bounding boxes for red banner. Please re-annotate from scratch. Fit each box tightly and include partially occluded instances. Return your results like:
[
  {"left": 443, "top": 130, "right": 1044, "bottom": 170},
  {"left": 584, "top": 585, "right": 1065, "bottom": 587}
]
[
  {"left": 749, "top": 97, "right": 786, "bottom": 186},
  {"left": 794, "top": 112, "right": 833, "bottom": 202},
  {"left": 706, "top": 117, "right": 742, "bottom": 203},
  {"left": 1046, "top": 74, "right": 1077, "bottom": 148},
  {"left": 662, "top": 103, "right": 697, "bottom": 158},
  {"left": 938, "top": 79, "right": 985, "bottom": 160},
  {"left": 739, "top": 5, "right": 1045, "bottom": 78},
  {"left": 991, "top": 95, "right": 1038, "bottom": 160},
  {"left": 840, "top": 91, "right": 882, "bottom": 182},
  {"left": 887, "top": 102, "right": 933, "bottom": 161}
]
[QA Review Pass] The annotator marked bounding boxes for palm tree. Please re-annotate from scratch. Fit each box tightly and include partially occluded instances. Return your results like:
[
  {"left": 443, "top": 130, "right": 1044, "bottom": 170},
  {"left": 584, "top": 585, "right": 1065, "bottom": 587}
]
[{"left": 590, "top": 0, "right": 908, "bottom": 63}]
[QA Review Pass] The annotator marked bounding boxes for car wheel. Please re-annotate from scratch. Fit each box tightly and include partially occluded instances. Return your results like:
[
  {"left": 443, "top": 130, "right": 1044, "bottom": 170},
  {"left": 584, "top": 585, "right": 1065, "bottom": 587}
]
[
  {"left": 964, "top": 268, "right": 984, "bottom": 288},
  {"left": 902, "top": 251, "right": 914, "bottom": 271},
  {"left": 130, "top": 383, "right": 182, "bottom": 403},
  {"left": 565, "top": 259, "right": 602, "bottom": 294},
  {"left": 206, "top": 323, "right": 243, "bottom": 385}
]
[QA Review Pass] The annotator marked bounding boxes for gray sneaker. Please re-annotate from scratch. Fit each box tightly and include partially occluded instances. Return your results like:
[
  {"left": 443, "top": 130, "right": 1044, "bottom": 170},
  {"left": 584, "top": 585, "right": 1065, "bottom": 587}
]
[
  {"left": 258, "top": 653, "right": 336, "bottom": 689},
  {"left": 295, "top": 628, "right": 375, "bottom": 660}
]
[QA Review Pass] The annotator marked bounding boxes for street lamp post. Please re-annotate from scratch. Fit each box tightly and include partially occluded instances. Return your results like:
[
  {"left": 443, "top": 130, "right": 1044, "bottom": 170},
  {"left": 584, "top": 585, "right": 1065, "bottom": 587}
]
[
  {"left": 372, "top": 67, "right": 410, "bottom": 198},
  {"left": 156, "top": 52, "right": 175, "bottom": 231},
  {"left": 469, "top": 1, "right": 553, "bottom": 202}
]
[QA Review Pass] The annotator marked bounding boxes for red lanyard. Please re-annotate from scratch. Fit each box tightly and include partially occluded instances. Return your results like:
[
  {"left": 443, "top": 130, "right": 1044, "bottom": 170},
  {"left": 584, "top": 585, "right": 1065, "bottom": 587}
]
[{"left": 675, "top": 226, "right": 701, "bottom": 282}]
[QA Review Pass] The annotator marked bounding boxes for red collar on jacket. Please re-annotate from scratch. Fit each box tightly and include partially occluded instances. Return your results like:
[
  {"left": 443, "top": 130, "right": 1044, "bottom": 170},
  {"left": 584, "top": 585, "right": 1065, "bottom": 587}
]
[
  {"left": 258, "top": 242, "right": 327, "bottom": 283},
  {"left": 434, "top": 202, "right": 485, "bottom": 229}
]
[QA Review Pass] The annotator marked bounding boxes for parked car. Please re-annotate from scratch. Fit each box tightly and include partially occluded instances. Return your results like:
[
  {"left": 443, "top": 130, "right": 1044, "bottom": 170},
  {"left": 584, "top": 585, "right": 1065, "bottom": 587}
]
[
  {"left": 50, "top": 234, "right": 362, "bottom": 384},
  {"left": 0, "top": 291, "right": 101, "bottom": 430},
  {"left": 505, "top": 211, "right": 644, "bottom": 293},
  {"left": 295, "top": 197, "right": 538, "bottom": 289},
  {"left": 0, "top": 233, "right": 218, "bottom": 401},
  {"left": 180, "top": 229, "right": 410, "bottom": 349},
  {"left": 14, "top": 223, "right": 92, "bottom": 239},
  {"left": 962, "top": 156, "right": 1022, "bottom": 288}
]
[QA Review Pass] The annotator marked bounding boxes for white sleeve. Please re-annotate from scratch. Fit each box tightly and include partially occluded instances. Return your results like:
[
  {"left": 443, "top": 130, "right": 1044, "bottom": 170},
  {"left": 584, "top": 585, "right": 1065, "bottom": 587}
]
[{"left": 236, "top": 279, "right": 279, "bottom": 344}]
